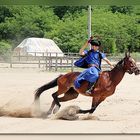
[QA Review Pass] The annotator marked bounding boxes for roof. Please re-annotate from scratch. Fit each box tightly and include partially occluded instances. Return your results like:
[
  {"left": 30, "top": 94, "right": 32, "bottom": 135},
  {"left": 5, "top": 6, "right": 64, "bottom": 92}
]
[{"left": 14, "top": 38, "right": 63, "bottom": 56}]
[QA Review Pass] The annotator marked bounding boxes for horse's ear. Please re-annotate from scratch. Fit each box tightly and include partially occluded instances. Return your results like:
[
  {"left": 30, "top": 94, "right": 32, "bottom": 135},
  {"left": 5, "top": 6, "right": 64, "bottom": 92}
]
[{"left": 125, "top": 51, "right": 130, "bottom": 57}]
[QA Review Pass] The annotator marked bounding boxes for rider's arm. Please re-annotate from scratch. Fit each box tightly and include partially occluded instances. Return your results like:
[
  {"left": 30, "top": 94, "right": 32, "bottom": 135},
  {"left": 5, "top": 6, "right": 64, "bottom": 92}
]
[
  {"left": 79, "top": 41, "right": 88, "bottom": 56},
  {"left": 103, "top": 57, "right": 114, "bottom": 69}
]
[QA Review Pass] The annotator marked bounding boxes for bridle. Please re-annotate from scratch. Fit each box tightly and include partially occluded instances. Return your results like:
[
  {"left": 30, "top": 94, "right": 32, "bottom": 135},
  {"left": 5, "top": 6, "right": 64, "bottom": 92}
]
[{"left": 124, "top": 57, "right": 140, "bottom": 75}]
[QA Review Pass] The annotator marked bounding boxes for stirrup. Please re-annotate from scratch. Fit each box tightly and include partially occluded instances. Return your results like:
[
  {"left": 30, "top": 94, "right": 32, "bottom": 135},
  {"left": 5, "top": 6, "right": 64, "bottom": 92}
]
[
  {"left": 86, "top": 83, "right": 94, "bottom": 94},
  {"left": 86, "top": 87, "right": 94, "bottom": 94},
  {"left": 86, "top": 89, "right": 92, "bottom": 94}
]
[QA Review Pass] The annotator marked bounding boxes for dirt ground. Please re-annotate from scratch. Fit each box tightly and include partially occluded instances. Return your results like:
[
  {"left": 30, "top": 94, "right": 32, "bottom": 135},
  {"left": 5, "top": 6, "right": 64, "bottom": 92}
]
[{"left": 0, "top": 67, "right": 140, "bottom": 134}]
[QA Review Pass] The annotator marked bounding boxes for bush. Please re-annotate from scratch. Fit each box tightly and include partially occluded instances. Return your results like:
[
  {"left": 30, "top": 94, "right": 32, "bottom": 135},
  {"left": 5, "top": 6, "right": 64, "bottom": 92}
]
[{"left": 0, "top": 41, "right": 11, "bottom": 61}]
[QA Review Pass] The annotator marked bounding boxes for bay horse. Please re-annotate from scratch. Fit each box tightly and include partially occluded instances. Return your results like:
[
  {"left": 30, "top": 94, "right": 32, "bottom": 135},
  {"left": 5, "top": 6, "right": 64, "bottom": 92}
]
[{"left": 34, "top": 52, "right": 140, "bottom": 116}]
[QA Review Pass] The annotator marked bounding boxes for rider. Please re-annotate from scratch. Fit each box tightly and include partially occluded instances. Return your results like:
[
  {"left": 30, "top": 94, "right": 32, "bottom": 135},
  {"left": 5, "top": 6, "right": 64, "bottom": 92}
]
[{"left": 74, "top": 38, "right": 114, "bottom": 94}]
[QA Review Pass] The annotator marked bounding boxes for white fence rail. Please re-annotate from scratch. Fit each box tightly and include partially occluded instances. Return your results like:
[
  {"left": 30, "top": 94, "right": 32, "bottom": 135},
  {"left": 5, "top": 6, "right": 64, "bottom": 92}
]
[{"left": 0, "top": 52, "right": 139, "bottom": 71}]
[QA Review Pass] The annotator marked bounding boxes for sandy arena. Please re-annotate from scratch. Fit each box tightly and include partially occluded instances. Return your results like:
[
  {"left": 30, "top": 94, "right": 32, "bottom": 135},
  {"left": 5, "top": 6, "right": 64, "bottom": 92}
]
[{"left": 0, "top": 67, "right": 140, "bottom": 134}]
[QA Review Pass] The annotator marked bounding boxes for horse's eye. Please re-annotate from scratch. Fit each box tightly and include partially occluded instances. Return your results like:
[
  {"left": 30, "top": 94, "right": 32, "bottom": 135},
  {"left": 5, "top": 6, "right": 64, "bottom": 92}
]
[{"left": 130, "top": 62, "right": 136, "bottom": 67}]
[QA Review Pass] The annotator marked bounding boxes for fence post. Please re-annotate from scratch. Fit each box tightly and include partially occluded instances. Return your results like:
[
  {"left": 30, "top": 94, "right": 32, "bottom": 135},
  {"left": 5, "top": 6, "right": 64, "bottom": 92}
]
[
  {"left": 43, "top": 52, "right": 45, "bottom": 60},
  {"left": 49, "top": 57, "right": 51, "bottom": 71},
  {"left": 35, "top": 52, "right": 37, "bottom": 60},
  {"left": 49, "top": 53, "right": 51, "bottom": 71},
  {"left": 67, "top": 55, "right": 69, "bottom": 65},
  {"left": 55, "top": 53, "right": 58, "bottom": 71},
  {"left": 10, "top": 52, "right": 12, "bottom": 68},
  {"left": 26, "top": 52, "right": 28, "bottom": 61},
  {"left": 18, "top": 51, "right": 20, "bottom": 61},
  {"left": 60, "top": 57, "right": 62, "bottom": 66},
  {"left": 71, "top": 57, "right": 74, "bottom": 72},
  {"left": 45, "top": 56, "right": 47, "bottom": 71},
  {"left": 38, "top": 58, "right": 41, "bottom": 68}
]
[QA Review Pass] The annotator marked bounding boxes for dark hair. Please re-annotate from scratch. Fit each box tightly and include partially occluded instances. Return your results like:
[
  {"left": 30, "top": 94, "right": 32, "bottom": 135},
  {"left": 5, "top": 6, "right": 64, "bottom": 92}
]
[{"left": 90, "top": 40, "right": 101, "bottom": 46}]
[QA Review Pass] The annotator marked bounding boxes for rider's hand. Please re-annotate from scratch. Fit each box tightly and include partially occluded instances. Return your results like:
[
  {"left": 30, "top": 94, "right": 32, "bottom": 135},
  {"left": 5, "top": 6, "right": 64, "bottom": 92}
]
[
  {"left": 88, "top": 36, "right": 93, "bottom": 43},
  {"left": 110, "top": 65, "right": 114, "bottom": 69}
]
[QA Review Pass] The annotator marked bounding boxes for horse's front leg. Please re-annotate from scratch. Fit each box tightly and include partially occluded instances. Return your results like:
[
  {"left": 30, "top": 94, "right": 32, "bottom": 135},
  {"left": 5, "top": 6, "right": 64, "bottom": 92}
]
[
  {"left": 78, "top": 107, "right": 96, "bottom": 114},
  {"left": 78, "top": 104, "right": 97, "bottom": 114},
  {"left": 78, "top": 97, "right": 103, "bottom": 114}
]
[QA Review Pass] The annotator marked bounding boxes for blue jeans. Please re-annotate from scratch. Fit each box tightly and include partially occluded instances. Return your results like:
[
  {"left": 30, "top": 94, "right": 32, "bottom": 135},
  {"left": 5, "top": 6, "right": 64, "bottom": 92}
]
[{"left": 74, "top": 66, "right": 100, "bottom": 89}]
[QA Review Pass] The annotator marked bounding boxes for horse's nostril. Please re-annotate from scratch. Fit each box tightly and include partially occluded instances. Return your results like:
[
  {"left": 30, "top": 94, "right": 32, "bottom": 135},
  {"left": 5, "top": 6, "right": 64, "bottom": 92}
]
[{"left": 134, "top": 69, "right": 140, "bottom": 75}]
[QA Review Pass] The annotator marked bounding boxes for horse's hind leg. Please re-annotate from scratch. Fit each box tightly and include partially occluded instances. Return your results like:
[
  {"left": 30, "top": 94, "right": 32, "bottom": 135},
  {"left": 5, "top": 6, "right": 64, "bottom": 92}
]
[
  {"left": 41, "top": 100, "right": 55, "bottom": 118},
  {"left": 45, "top": 88, "right": 78, "bottom": 117},
  {"left": 45, "top": 90, "right": 67, "bottom": 116},
  {"left": 52, "top": 87, "right": 79, "bottom": 114},
  {"left": 52, "top": 87, "right": 69, "bottom": 114},
  {"left": 53, "top": 88, "right": 79, "bottom": 114},
  {"left": 42, "top": 90, "right": 62, "bottom": 117},
  {"left": 59, "top": 88, "right": 79, "bottom": 102},
  {"left": 45, "top": 100, "right": 55, "bottom": 117},
  {"left": 52, "top": 92, "right": 61, "bottom": 107},
  {"left": 52, "top": 91, "right": 62, "bottom": 114},
  {"left": 41, "top": 91, "right": 61, "bottom": 116}
]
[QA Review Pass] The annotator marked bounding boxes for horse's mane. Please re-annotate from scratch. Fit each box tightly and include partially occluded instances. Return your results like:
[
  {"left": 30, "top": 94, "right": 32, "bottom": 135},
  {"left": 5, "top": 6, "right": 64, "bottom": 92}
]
[{"left": 113, "top": 58, "right": 124, "bottom": 69}]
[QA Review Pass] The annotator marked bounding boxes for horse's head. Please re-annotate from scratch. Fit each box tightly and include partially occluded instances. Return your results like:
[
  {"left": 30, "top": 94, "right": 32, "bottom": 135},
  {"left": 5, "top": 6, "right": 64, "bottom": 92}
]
[{"left": 123, "top": 52, "right": 140, "bottom": 75}]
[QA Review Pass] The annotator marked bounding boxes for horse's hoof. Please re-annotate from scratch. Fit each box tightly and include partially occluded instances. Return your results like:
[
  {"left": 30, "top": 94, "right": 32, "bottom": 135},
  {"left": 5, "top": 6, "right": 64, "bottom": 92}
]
[
  {"left": 40, "top": 110, "right": 51, "bottom": 118},
  {"left": 46, "top": 110, "right": 52, "bottom": 116},
  {"left": 53, "top": 105, "right": 60, "bottom": 114},
  {"left": 78, "top": 109, "right": 84, "bottom": 114}
]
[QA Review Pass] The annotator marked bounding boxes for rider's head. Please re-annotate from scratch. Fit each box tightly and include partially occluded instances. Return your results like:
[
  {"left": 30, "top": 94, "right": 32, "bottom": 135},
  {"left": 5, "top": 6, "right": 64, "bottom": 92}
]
[{"left": 90, "top": 40, "right": 101, "bottom": 51}]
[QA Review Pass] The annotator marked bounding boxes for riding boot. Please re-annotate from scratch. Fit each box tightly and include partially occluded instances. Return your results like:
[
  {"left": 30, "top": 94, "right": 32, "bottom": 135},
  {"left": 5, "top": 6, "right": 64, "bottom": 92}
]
[{"left": 86, "top": 82, "right": 94, "bottom": 94}]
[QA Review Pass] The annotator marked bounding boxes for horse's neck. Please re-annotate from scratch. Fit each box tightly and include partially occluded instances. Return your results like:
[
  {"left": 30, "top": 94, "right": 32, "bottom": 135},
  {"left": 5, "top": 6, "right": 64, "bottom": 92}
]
[{"left": 110, "top": 65, "right": 125, "bottom": 86}]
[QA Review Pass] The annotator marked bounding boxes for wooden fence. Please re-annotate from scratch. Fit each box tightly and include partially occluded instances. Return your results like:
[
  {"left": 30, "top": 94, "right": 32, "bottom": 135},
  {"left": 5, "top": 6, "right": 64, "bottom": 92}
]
[
  {"left": 10, "top": 52, "right": 80, "bottom": 71},
  {"left": 8, "top": 52, "right": 140, "bottom": 71}
]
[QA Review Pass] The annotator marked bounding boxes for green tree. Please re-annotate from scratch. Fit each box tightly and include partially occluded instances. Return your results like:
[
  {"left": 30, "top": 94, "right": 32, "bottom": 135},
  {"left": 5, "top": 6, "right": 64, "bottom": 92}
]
[
  {"left": 52, "top": 6, "right": 87, "bottom": 19},
  {"left": 0, "top": 5, "right": 139, "bottom": 54},
  {"left": 0, "top": 6, "right": 13, "bottom": 22},
  {"left": 110, "top": 6, "right": 133, "bottom": 14},
  {"left": 45, "top": 13, "right": 88, "bottom": 52},
  {"left": 0, "top": 6, "right": 59, "bottom": 46}
]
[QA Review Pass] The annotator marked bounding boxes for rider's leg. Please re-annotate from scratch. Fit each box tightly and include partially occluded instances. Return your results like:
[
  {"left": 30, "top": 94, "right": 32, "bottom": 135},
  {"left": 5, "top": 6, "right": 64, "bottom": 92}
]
[
  {"left": 74, "top": 69, "right": 89, "bottom": 88},
  {"left": 74, "top": 66, "right": 99, "bottom": 92},
  {"left": 85, "top": 67, "right": 99, "bottom": 94}
]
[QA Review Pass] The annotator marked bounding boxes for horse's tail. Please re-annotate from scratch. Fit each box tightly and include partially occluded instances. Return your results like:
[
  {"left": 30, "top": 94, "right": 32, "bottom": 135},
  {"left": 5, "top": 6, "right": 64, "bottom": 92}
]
[{"left": 34, "top": 75, "right": 62, "bottom": 101}]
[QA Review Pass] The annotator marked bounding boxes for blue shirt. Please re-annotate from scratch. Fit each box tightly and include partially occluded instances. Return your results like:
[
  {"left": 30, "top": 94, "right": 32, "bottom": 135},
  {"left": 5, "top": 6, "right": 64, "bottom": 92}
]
[{"left": 84, "top": 50, "right": 106, "bottom": 66}]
